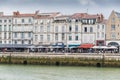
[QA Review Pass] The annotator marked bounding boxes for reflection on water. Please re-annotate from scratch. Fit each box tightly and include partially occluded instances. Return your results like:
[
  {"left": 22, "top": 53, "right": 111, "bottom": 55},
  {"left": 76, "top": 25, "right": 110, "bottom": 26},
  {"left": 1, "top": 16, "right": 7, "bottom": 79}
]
[{"left": 0, "top": 64, "right": 120, "bottom": 80}]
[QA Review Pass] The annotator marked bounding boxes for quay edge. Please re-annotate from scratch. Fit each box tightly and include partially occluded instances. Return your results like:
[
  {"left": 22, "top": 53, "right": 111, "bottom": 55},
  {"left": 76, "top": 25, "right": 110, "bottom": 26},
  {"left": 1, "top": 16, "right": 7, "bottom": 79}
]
[{"left": 0, "top": 53, "right": 120, "bottom": 67}]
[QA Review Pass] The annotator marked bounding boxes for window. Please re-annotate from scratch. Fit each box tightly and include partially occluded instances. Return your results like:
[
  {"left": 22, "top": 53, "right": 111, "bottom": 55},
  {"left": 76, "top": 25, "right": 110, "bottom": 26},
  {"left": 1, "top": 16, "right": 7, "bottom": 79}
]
[
  {"left": 47, "top": 35, "right": 50, "bottom": 41},
  {"left": 22, "top": 40, "right": 24, "bottom": 44},
  {"left": 69, "top": 34, "right": 72, "bottom": 41},
  {"left": 47, "top": 20, "right": 50, "bottom": 24},
  {"left": 62, "top": 26, "right": 65, "bottom": 32},
  {"left": 29, "top": 40, "right": 31, "bottom": 44},
  {"left": 0, "top": 41, "right": 2, "bottom": 44},
  {"left": 90, "top": 20, "right": 93, "bottom": 24},
  {"left": 40, "top": 20, "right": 43, "bottom": 24},
  {"left": 55, "top": 33, "right": 58, "bottom": 41},
  {"left": 28, "top": 32, "right": 31, "bottom": 37},
  {"left": 84, "top": 27, "right": 87, "bottom": 32},
  {"left": 4, "top": 41, "right": 6, "bottom": 44},
  {"left": 62, "top": 33, "right": 65, "bottom": 40},
  {"left": 102, "top": 32, "right": 104, "bottom": 38},
  {"left": 22, "top": 19, "right": 24, "bottom": 23},
  {"left": 102, "top": 25, "right": 104, "bottom": 30},
  {"left": 0, "top": 25, "right": 2, "bottom": 31},
  {"left": 75, "top": 25, "right": 78, "bottom": 32},
  {"left": 4, "top": 32, "right": 7, "bottom": 39},
  {"left": 9, "top": 20, "right": 11, "bottom": 23},
  {"left": 47, "top": 26, "right": 50, "bottom": 32},
  {"left": 9, "top": 25, "right": 11, "bottom": 31},
  {"left": 4, "top": 20, "right": 7, "bottom": 23},
  {"left": 15, "top": 40, "right": 17, "bottom": 44},
  {"left": 111, "top": 25, "right": 115, "bottom": 30},
  {"left": 75, "top": 34, "right": 78, "bottom": 41},
  {"left": 89, "top": 20, "right": 91, "bottom": 24},
  {"left": 29, "top": 18, "right": 31, "bottom": 23},
  {"left": 75, "top": 19, "right": 78, "bottom": 22},
  {"left": 111, "top": 32, "right": 115, "bottom": 39},
  {"left": 35, "top": 35, "right": 38, "bottom": 41},
  {"left": 85, "top": 20, "right": 87, "bottom": 24},
  {"left": 0, "top": 20, "right": 2, "bottom": 23},
  {"left": 97, "top": 25, "right": 99, "bottom": 29},
  {"left": 69, "top": 25, "right": 72, "bottom": 32},
  {"left": 112, "top": 18, "right": 115, "bottom": 22},
  {"left": 15, "top": 19, "right": 17, "bottom": 23},
  {"left": 55, "top": 26, "right": 58, "bottom": 32},
  {"left": 9, "top": 33, "right": 11, "bottom": 39},
  {"left": 14, "top": 32, "right": 17, "bottom": 38},
  {"left": 4, "top": 25, "right": 7, "bottom": 31},
  {"left": 9, "top": 41, "right": 11, "bottom": 44},
  {"left": 40, "top": 35, "right": 43, "bottom": 41},
  {"left": 21, "top": 32, "right": 24, "bottom": 39},
  {"left": 0, "top": 33, "right": 1, "bottom": 39},
  {"left": 35, "top": 26, "right": 37, "bottom": 32},
  {"left": 40, "top": 26, "right": 43, "bottom": 32},
  {"left": 97, "top": 32, "right": 99, "bottom": 38},
  {"left": 90, "top": 27, "right": 93, "bottom": 32}
]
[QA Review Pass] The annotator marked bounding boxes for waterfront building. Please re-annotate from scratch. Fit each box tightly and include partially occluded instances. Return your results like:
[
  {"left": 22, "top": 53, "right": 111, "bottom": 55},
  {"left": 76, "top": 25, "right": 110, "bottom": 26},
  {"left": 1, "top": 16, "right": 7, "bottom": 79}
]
[
  {"left": 33, "top": 12, "right": 61, "bottom": 47},
  {"left": 53, "top": 13, "right": 106, "bottom": 49},
  {"left": 96, "top": 20, "right": 106, "bottom": 46},
  {"left": 0, "top": 12, "right": 13, "bottom": 46},
  {"left": 106, "top": 10, "right": 120, "bottom": 47},
  {"left": 53, "top": 15, "right": 70, "bottom": 47},
  {"left": 0, "top": 11, "right": 106, "bottom": 52},
  {"left": 71, "top": 13, "right": 105, "bottom": 46},
  {"left": 12, "top": 11, "right": 35, "bottom": 47}
]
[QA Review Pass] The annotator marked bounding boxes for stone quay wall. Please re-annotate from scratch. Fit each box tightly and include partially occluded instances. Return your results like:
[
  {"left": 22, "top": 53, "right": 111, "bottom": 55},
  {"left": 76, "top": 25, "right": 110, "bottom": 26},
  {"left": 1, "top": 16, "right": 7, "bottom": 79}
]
[{"left": 0, "top": 53, "right": 120, "bottom": 67}]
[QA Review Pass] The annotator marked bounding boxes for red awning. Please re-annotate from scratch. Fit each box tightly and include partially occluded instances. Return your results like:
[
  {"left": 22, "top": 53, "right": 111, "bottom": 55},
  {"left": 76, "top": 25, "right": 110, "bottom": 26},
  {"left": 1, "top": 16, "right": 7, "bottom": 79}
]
[{"left": 78, "top": 43, "right": 94, "bottom": 49}]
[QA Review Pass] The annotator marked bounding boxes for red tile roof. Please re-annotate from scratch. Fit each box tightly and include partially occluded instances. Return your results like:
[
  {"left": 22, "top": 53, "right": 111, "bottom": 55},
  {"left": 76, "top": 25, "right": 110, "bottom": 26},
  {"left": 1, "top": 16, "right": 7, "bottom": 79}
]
[
  {"left": 13, "top": 11, "right": 35, "bottom": 17},
  {"left": 71, "top": 13, "right": 102, "bottom": 19}
]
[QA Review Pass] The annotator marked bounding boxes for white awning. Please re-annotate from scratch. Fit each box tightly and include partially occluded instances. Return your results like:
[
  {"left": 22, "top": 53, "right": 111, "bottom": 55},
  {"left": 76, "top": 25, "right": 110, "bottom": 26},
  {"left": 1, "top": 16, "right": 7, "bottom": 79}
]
[{"left": 92, "top": 46, "right": 117, "bottom": 49}]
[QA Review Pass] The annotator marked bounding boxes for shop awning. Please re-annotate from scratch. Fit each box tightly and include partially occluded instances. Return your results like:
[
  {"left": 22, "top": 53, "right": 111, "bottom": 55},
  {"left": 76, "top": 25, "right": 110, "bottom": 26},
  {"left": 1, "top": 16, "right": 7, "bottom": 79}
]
[
  {"left": 0, "top": 44, "right": 32, "bottom": 48},
  {"left": 92, "top": 46, "right": 117, "bottom": 49},
  {"left": 68, "top": 44, "right": 80, "bottom": 48},
  {"left": 78, "top": 43, "right": 94, "bottom": 49}
]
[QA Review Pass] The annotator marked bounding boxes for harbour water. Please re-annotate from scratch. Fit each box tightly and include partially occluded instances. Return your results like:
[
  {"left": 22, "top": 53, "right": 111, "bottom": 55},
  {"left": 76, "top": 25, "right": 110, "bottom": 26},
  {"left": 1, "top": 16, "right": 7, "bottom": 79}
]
[{"left": 0, "top": 65, "right": 120, "bottom": 80}]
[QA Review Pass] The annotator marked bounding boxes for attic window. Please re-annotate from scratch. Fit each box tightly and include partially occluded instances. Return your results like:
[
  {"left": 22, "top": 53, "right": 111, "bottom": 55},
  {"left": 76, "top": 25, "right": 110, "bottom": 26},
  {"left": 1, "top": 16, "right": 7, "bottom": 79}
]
[
  {"left": 40, "top": 20, "right": 43, "bottom": 23},
  {"left": 112, "top": 18, "right": 115, "bottom": 22},
  {"left": 75, "top": 19, "right": 78, "bottom": 22},
  {"left": 47, "top": 20, "right": 50, "bottom": 23}
]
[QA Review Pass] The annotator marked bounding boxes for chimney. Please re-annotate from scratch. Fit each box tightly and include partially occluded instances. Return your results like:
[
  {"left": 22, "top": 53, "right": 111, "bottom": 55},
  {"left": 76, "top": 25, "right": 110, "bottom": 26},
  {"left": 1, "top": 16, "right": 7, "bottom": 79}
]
[
  {"left": 13, "top": 11, "right": 20, "bottom": 16},
  {"left": 35, "top": 10, "right": 39, "bottom": 15}
]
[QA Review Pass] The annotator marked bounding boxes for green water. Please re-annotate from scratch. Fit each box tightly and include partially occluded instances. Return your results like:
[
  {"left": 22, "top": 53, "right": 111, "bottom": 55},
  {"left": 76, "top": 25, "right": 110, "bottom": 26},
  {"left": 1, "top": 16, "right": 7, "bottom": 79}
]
[{"left": 0, "top": 65, "right": 119, "bottom": 80}]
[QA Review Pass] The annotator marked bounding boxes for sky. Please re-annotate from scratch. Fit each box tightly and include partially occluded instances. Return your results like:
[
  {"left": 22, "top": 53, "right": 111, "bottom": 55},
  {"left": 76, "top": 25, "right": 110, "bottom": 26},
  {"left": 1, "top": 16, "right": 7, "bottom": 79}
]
[{"left": 0, "top": 0, "right": 120, "bottom": 19}]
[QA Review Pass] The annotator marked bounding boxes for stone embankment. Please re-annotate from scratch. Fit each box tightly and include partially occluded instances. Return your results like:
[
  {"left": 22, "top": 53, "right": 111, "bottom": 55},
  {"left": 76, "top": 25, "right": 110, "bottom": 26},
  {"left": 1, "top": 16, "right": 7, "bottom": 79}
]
[{"left": 0, "top": 53, "right": 120, "bottom": 67}]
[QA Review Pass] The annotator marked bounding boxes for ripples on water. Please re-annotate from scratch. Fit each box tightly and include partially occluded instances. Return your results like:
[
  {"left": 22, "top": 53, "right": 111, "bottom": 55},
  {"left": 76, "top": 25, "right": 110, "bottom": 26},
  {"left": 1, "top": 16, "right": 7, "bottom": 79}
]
[{"left": 0, "top": 64, "right": 119, "bottom": 80}]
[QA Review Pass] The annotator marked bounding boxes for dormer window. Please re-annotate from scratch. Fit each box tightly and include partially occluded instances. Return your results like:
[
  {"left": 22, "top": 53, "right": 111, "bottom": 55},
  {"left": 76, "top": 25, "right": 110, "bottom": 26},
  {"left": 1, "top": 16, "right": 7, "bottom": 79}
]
[
  {"left": 40, "top": 20, "right": 43, "bottom": 24},
  {"left": 47, "top": 20, "right": 50, "bottom": 23},
  {"left": 75, "top": 19, "right": 78, "bottom": 22}
]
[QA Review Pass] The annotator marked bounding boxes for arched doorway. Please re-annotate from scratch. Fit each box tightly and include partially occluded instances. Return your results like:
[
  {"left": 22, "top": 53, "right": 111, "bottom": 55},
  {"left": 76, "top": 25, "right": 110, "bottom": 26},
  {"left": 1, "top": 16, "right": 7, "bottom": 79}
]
[
  {"left": 108, "top": 42, "right": 119, "bottom": 53},
  {"left": 108, "top": 42, "right": 119, "bottom": 46}
]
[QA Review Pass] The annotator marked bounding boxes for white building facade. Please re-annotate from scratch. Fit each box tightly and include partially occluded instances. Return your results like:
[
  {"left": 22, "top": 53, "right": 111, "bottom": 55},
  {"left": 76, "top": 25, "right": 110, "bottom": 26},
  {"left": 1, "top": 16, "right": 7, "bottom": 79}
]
[
  {"left": 0, "top": 12, "right": 13, "bottom": 45},
  {"left": 12, "top": 11, "right": 35, "bottom": 46},
  {"left": 0, "top": 11, "right": 106, "bottom": 50}
]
